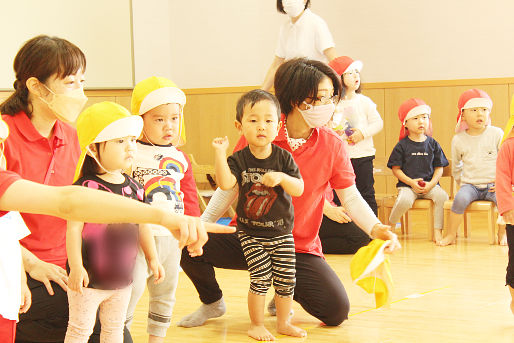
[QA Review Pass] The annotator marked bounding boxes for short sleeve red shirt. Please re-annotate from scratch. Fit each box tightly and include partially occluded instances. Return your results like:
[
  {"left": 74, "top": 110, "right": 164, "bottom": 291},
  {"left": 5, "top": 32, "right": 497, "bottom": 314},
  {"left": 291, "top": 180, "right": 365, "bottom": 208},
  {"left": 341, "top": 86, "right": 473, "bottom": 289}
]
[
  {"left": 0, "top": 170, "right": 21, "bottom": 200},
  {"left": 233, "top": 115, "right": 355, "bottom": 257},
  {"left": 2, "top": 112, "right": 80, "bottom": 268}
]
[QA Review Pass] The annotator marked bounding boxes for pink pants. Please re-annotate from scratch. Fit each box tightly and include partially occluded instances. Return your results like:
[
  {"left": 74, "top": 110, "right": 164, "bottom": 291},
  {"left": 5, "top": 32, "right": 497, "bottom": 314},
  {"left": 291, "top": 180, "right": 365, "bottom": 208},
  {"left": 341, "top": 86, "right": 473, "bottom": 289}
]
[{"left": 65, "top": 286, "right": 131, "bottom": 343}]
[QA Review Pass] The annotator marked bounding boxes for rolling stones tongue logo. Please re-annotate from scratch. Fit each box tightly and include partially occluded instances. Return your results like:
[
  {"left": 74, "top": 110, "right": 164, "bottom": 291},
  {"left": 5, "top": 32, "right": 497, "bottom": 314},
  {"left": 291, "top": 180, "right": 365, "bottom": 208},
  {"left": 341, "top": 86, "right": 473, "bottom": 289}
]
[{"left": 244, "top": 183, "right": 277, "bottom": 220}]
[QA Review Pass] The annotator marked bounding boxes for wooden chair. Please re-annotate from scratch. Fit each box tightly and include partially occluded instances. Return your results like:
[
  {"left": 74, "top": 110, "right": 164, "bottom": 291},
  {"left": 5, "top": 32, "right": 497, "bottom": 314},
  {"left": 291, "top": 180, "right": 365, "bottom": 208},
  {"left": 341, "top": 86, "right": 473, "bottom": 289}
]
[
  {"left": 442, "top": 171, "right": 499, "bottom": 245},
  {"left": 188, "top": 154, "right": 235, "bottom": 217},
  {"left": 380, "top": 161, "right": 452, "bottom": 241}
]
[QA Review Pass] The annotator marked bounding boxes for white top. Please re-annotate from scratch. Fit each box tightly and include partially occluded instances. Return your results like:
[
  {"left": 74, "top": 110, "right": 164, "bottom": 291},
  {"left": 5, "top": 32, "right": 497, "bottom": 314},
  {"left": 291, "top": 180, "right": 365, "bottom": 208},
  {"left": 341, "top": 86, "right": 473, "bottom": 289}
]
[
  {"left": 0, "top": 211, "right": 30, "bottom": 321},
  {"left": 451, "top": 126, "right": 504, "bottom": 186},
  {"left": 132, "top": 142, "right": 189, "bottom": 236},
  {"left": 275, "top": 9, "right": 335, "bottom": 62},
  {"left": 332, "top": 94, "right": 383, "bottom": 158}
]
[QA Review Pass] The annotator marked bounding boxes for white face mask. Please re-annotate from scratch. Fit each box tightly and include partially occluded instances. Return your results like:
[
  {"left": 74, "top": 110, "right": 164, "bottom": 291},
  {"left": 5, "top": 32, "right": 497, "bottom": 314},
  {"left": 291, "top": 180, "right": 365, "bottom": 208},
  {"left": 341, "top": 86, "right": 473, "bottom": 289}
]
[
  {"left": 283, "top": 0, "right": 305, "bottom": 18},
  {"left": 299, "top": 101, "right": 336, "bottom": 128},
  {"left": 40, "top": 84, "right": 88, "bottom": 123}
]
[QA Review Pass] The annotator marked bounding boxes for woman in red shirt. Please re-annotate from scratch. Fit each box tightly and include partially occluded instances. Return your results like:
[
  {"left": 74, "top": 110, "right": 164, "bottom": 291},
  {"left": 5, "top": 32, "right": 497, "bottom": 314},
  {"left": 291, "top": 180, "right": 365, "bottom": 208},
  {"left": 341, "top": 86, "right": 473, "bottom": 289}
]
[{"left": 179, "top": 58, "right": 399, "bottom": 329}]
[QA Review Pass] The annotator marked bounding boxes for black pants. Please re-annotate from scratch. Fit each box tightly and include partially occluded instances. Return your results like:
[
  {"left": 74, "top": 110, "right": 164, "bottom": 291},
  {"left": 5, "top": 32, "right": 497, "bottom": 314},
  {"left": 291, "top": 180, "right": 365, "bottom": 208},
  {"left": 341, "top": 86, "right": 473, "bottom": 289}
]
[
  {"left": 506, "top": 224, "right": 514, "bottom": 288},
  {"left": 180, "top": 232, "right": 350, "bottom": 326},
  {"left": 318, "top": 215, "right": 371, "bottom": 254},
  {"left": 15, "top": 275, "right": 133, "bottom": 343},
  {"left": 350, "top": 156, "right": 378, "bottom": 216}
]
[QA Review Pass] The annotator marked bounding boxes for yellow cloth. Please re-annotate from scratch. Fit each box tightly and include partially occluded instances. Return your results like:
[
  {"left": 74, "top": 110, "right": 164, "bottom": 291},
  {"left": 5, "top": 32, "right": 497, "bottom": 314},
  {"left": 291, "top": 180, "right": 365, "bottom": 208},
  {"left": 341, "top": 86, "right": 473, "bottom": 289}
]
[
  {"left": 501, "top": 95, "right": 514, "bottom": 143},
  {"left": 131, "top": 76, "right": 187, "bottom": 146},
  {"left": 350, "top": 239, "right": 393, "bottom": 308}
]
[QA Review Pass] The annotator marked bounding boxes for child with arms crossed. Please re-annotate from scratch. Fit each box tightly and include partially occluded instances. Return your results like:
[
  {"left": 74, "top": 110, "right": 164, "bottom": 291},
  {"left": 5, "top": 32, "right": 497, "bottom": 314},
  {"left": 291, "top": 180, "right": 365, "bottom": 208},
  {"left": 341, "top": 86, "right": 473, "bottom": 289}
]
[{"left": 213, "top": 90, "right": 306, "bottom": 341}]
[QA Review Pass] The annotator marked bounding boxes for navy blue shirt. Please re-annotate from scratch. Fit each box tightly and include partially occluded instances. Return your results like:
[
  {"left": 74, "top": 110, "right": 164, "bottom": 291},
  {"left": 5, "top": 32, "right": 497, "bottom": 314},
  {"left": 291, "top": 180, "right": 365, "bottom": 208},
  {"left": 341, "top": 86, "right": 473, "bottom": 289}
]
[{"left": 387, "top": 136, "right": 449, "bottom": 188}]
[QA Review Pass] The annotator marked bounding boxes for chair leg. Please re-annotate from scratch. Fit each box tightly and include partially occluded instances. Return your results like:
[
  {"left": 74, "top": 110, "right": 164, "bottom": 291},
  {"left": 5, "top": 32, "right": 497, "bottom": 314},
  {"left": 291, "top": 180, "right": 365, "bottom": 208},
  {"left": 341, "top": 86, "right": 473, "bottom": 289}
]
[
  {"left": 400, "top": 215, "right": 405, "bottom": 235},
  {"left": 403, "top": 211, "right": 409, "bottom": 235},
  {"left": 488, "top": 209, "right": 496, "bottom": 245},
  {"left": 463, "top": 212, "right": 468, "bottom": 238}
]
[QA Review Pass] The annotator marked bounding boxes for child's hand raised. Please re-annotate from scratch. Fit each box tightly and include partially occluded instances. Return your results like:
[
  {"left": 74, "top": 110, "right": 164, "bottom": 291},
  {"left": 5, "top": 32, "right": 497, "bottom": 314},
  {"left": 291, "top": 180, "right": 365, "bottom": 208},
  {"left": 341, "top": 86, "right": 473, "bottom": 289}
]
[
  {"left": 212, "top": 136, "right": 229, "bottom": 151},
  {"left": 262, "top": 172, "right": 284, "bottom": 187},
  {"left": 68, "top": 266, "right": 89, "bottom": 294}
]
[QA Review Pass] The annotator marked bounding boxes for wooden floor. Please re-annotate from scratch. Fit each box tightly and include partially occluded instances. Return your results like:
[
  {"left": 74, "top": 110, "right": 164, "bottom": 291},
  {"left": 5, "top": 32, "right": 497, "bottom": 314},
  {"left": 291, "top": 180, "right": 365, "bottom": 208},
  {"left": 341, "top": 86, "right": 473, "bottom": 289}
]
[{"left": 130, "top": 213, "right": 513, "bottom": 343}]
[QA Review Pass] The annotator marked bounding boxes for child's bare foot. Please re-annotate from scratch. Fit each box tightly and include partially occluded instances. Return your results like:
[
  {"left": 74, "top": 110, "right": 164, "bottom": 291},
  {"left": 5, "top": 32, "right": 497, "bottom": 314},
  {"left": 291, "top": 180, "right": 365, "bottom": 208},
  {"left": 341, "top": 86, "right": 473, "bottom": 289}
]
[
  {"left": 437, "top": 234, "right": 456, "bottom": 246},
  {"left": 277, "top": 322, "right": 307, "bottom": 338},
  {"left": 434, "top": 229, "right": 443, "bottom": 243},
  {"left": 248, "top": 324, "right": 275, "bottom": 341}
]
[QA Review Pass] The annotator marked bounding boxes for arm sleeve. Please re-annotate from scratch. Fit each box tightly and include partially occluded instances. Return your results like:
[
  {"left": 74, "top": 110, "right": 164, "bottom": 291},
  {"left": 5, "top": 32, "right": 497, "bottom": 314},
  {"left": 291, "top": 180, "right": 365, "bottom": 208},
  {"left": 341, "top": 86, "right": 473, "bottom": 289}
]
[
  {"left": 283, "top": 150, "right": 301, "bottom": 179},
  {"left": 432, "top": 140, "right": 449, "bottom": 168},
  {"left": 451, "top": 136, "right": 463, "bottom": 183},
  {"left": 200, "top": 187, "right": 238, "bottom": 223},
  {"left": 359, "top": 98, "right": 383, "bottom": 139},
  {"left": 337, "top": 185, "right": 380, "bottom": 236},
  {"left": 387, "top": 142, "right": 404, "bottom": 169},
  {"left": 0, "top": 170, "right": 21, "bottom": 198},
  {"left": 181, "top": 153, "right": 201, "bottom": 217},
  {"left": 496, "top": 140, "right": 514, "bottom": 215}
]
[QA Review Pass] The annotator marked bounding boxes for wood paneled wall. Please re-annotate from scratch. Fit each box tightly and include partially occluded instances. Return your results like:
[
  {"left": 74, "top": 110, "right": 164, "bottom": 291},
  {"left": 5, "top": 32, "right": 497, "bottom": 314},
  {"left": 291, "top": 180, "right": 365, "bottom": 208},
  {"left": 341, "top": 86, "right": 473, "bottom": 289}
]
[{"left": 1, "top": 78, "right": 512, "bottom": 196}]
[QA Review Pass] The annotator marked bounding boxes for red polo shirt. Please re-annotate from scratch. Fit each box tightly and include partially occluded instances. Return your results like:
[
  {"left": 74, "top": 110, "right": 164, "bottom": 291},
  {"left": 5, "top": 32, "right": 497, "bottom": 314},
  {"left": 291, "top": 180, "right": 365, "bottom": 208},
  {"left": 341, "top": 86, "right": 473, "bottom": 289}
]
[
  {"left": 232, "top": 115, "right": 355, "bottom": 257},
  {"left": 2, "top": 112, "right": 80, "bottom": 268},
  {"left": 0, "top": 170, "right": 21, "bottom": 200}
]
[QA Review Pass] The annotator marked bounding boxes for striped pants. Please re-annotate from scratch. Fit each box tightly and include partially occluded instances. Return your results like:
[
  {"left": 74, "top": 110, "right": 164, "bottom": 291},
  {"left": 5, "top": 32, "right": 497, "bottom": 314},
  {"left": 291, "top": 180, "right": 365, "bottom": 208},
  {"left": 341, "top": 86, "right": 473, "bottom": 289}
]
[{"left": 238, "top": 232, "right": 296, "bottom": 297}]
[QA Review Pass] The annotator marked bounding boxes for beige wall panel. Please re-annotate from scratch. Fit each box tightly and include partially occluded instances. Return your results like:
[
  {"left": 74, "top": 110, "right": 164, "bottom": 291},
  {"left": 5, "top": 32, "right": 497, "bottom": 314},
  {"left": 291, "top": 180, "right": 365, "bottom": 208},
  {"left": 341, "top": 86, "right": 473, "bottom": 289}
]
[{"left": 181, "top": 92, "right": 245, "bottom": 165}]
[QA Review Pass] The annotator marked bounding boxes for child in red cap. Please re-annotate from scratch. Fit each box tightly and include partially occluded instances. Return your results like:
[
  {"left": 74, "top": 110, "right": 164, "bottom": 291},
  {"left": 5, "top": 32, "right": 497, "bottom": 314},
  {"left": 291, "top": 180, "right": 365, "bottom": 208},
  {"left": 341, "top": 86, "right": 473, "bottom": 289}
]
[
  {"left": 328, "top": 56, "right": 383, "bottom": 215},
  {"left": 438, "top": 89, "right": 504, "bottom": 246},
  {"left": 387, "top": 98, "right": 449, "bottom": 241}
]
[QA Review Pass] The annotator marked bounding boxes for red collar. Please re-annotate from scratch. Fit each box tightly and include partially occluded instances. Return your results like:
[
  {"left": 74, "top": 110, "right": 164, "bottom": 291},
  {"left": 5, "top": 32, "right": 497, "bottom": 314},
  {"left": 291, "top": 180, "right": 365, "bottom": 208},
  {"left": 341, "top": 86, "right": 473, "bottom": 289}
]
[{"left": 11, "top": 111, "right": 65, "bottom": 143}]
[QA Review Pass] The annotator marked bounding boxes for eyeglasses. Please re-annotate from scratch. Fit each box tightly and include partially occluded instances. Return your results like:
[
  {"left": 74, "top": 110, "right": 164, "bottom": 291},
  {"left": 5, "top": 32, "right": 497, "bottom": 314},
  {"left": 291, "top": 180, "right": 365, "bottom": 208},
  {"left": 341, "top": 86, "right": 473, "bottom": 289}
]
[{"left": 307, "top": 95, "right": 338, "bottom": 105}]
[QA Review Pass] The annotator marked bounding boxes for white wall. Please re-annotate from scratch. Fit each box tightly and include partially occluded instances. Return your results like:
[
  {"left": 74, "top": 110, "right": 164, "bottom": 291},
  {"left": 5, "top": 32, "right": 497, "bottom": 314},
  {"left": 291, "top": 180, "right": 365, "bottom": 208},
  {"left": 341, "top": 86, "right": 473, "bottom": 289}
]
[
  {"left": 0, "top": 0, "right": 133, "bottom": 89},
  {"left": 132, "top": 0, "right": 514, "bottom": 88}
]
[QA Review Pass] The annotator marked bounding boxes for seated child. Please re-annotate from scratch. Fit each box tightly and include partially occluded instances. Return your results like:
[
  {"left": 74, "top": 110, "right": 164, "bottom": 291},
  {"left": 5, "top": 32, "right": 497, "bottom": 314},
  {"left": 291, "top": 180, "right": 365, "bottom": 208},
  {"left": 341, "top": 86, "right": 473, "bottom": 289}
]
[
  {"left": 126, "top": 77, "right": 201, "bottom": 342},
  {"left": 65, "top": 102, "right": 163, "bottom": 343},
  {"left": 438, "top": 89, "right": 504, "bottom": 246},
  {"left": 387, "top": 98, "right": 449, "bottom": 240},
  {"left": 212, "top": 89, "right": 306, "bottom": 341}
]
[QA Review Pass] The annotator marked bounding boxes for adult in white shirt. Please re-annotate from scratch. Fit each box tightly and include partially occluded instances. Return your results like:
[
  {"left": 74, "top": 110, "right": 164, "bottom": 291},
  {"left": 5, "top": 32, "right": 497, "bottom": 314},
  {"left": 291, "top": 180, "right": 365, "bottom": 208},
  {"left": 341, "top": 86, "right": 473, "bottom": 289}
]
[{"left": 261, "top": 0, "right": 338, "bottom": 91}]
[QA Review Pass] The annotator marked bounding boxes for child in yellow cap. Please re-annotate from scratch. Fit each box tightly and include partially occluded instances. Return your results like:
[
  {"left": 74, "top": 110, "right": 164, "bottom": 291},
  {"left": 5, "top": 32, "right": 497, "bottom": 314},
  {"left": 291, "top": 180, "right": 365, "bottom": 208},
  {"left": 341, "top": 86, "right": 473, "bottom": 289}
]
[
  {"left": 125, "top": 77, "right": 201, "bottom": 342},
  {"left": 65, "top": 101, "right": 164, "bottom": 343},
  {"left": 497, "top": 96, "right": 514, "bottom": 313}
]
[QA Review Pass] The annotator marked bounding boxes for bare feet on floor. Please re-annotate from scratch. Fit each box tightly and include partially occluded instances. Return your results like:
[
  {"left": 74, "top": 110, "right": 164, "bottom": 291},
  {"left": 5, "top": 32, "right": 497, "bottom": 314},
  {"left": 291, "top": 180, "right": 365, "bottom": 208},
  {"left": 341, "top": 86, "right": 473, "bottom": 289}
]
[
  {"left": 434, "top": 229, "right": 443, "bottom": 243},
  {"left": 248, "top": 324, "right": 275, "bottom": 341},
  {"left": 437, "top": 234, "right": 457, "bottom": 246},
  {"left": 277, "top": 322, "right": 307, "bottom": 338}
]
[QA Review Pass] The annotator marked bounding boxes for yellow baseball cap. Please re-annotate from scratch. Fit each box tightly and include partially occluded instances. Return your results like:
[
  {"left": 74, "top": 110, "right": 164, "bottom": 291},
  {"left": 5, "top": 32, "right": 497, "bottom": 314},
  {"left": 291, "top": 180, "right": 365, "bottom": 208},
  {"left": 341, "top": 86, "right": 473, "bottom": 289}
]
[
  {"left": 131, "top": 76, "right": 187, "bottom": 146},
  {"left": 74, "top": 101, "right": 143, "bottom": 182},
  {"left": 350, "top": 239, "right": 394, "bottom": 308}
]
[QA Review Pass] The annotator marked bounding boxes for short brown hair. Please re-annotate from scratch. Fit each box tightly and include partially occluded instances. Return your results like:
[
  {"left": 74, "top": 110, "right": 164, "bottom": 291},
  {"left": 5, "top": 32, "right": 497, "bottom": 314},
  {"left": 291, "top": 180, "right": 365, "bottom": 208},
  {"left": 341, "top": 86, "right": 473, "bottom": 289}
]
[
  {"left": 276, "top": 0, "right": 311, "bottom": 14},
  {"left": 0, "top": 35, "right": 86, "bottom": 117},
  {"left": 274, "top": 58, "right": 341, "bottom": 116}
]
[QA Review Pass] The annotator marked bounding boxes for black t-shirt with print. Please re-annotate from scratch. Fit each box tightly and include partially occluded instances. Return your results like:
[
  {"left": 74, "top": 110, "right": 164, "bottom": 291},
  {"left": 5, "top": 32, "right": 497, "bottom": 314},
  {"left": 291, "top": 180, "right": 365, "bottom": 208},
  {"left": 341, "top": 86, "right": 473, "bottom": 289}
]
[
  {"left": 228, "top": 145, "right": 301, "bottom": 237},
  {"left": 387, "top": 136, "right": 449, "bottom": 188},
  {"left": 67, "top": 173, "right": 147, "bottom": 290}
]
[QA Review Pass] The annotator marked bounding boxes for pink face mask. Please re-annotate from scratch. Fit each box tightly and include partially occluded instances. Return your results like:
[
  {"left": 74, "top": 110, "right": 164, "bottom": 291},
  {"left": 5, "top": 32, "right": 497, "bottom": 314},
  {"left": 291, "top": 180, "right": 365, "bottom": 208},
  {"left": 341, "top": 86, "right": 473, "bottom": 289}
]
[{"left": 299, "top": 101, "right": 336, "bottom": 128}]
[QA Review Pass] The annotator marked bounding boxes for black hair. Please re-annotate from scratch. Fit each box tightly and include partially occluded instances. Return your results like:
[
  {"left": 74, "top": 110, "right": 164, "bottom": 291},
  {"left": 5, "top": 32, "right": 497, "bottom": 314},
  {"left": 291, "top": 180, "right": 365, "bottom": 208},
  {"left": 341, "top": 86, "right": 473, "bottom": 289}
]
[
  {"left": 276, "top": 0, "right": 311, "bottom": 14},
  {"left": 81, "top": 143, "right": 105, "bottom": 177},
  {"left": 235, "top": 89, "right": 281, "bottom": 122},
  {"left": 0, "top": 35, "right": 86, "bottom": 117},
  {"left": 274, "top": 57, "right": 341, "bottom": 116}
]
